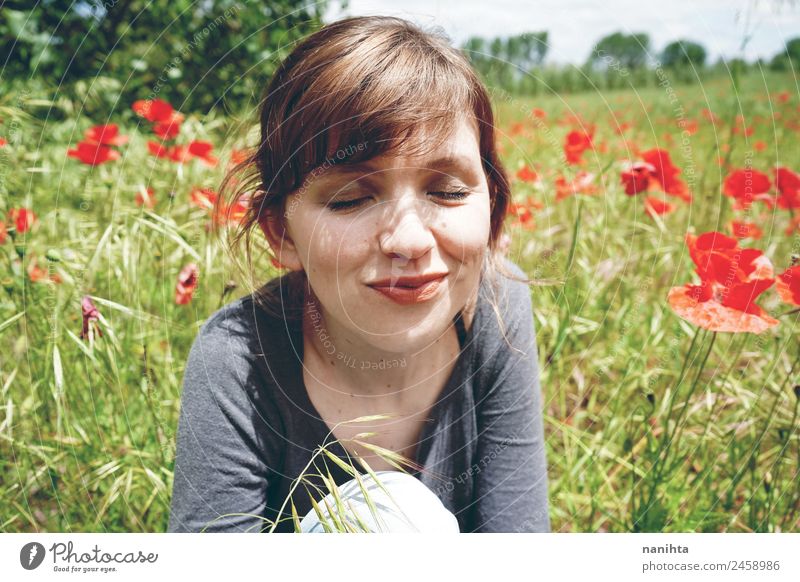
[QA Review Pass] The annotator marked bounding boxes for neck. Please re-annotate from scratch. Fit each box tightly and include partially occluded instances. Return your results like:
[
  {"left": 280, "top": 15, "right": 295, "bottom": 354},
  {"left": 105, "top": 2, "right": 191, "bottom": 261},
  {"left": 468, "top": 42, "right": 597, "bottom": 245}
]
[{"left": 300, "top": 292, "right": 467, "bottom": 400}]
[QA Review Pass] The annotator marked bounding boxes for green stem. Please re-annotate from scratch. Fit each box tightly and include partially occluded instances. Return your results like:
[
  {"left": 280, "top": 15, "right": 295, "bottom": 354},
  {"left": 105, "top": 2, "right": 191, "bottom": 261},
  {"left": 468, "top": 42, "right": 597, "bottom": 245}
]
[
  {"left": 642, "top": 328, "right": 709, "bottom": 514},
  {"left": 652, "top": 327, "right": 703, "bottom": 470},
  {"left": 694, "top": 334, "right": 749, "bottom": 449},
  {"left": 661, "top": 332, "right": 718, "bottom": 475}
]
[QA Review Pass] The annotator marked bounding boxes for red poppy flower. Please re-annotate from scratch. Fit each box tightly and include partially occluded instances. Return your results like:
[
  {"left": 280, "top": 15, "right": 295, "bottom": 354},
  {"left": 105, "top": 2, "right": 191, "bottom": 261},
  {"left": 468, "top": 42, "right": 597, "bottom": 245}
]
[
  {"left": 175, "top": 263, "right": 200, "bottom": 305},
  {"left": 153, "top": 119, "right": 182, "bottom": 140},
  {"left": 167, "top": 145, "right": 192, "bottom": 164},
  {"left": 687, "top": 231, "right": 773, "bottom": 283},
  {"left": 644, "top": 196, "right": 675, "bottom": 217},
  {"left": 0, "top": 137, "right": 6, "bottom": 147},
  {"left": 515, "top": 165, "right": 539, "bottom": 183},
  {"left": 640, "top": 149, "right": 691, "bottom": 202},
  {"left": 678, "top": 119, "right": 698, "bottom": 135},
  {"left": 732, "top": 121, "right": 754, "bottom": 137},
  {"left": 722, "top": 168, "right": 773, "bottom": 210},
  {"left": 564, "top": 129, "right": 593, "bottom": 165},
  {"left": 621, "top": 161, "right": 656, "bottom": 195},
  {"left": 774, "top": 167, "right": 800, "bottom": 210},
  {"left": 224, "top": 195, "right": 249, "bottom": 224},
  {"left": 614, "top": 121, "right": 632, "bottom": 135},
  {"left": 8, "top": 208, "right": 37, "bottom": 234},
  {"left": 532, "top": 108, "right": 547, "bottom": 120},
  {"left": 0, "top": 221, "right": 6, "bottom": 244},
  {"left": 27, "top": 257, "right": 62, "bottom": 284},
  {"left": 212, "top": 194, "right": 250, "bottom": 227},
  {"left": 509, "top": 122, "right": 526, "bottom": 137},
  {"left": 84, "top": 124, "right": 128, "bottom": 147},
  {"left": 753, "top": 140, "right": 767, "bottom": 152},
  {"left": 187, "top": 141, "right": 218, "bottom": 167},
  {"left": 507, "top": 198, "right": 542, "bottom": 229},
  {"left": 132, "top": 99, "right": 184, "bottom": 125},
  {"left": 190, "top": 187, "right": 218, "bottom": 211},
  {"left": 147, "top": 140, "right": 171, "bottom": 158},
  {"left": 80, "top": 296, "right": 103, "bottom": 340},
  {"left": 776, "top": 265, "right": 800, "bottom": 306},
  {"left": 135, "top": 187, "right": 156, "bottom": 208},
  {"left": 668, "top": 277, "right": 777, "bottom": 334},
  {"left": 229, "top": 149, "right": 251, "bottom": 167},
  {"left": 67, "top": 141, "right": 120, "bottom": 165},
  {"left": 667, "top": 232, "right": 778, "bottom": 333},
  {"left": 730, "top": 221, "right": 763, "bottom": 240},
  {"left": 555, "top": 171, "right": 597, "bottom": 201},
  {"left": 27, "top": 259, "right": 47, "bottom": 282}
]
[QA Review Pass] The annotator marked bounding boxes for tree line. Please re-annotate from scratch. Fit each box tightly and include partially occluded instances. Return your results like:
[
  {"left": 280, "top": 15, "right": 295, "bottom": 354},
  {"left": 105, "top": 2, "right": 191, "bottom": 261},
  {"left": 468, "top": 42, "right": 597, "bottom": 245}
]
[{"left": 462, "top": 30, "right": 800, "bottom": 94}]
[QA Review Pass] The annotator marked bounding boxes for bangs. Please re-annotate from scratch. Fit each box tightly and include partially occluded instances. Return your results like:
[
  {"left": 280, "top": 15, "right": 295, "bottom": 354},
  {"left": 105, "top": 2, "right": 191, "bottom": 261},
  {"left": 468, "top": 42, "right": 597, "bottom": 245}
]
[{"left": 258, "top": 20, "right": 481, "bottom": 200}]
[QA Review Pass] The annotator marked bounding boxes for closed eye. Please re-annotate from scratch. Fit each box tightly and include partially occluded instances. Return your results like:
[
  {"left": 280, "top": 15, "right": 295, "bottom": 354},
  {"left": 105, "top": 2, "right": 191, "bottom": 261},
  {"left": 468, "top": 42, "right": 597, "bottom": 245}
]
[
  {"left": 429, "top": 189, "right": 470, "bottom": 202},
  {"left": 325, "top": 189, "right": 471, "bottom": 212},
  {"left": 326, "top": 197, "right": 368, "bottom": 211}
]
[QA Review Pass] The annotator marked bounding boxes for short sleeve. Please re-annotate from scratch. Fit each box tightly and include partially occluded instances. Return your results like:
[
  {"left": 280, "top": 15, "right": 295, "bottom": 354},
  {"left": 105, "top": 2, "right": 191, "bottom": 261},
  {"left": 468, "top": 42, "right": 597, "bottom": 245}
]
[
  {"left": 468, "top": 260, "right": 550, "bottom": 532},
  {"left": 168, "top": 303, "right": 285, "bottom": 532}
]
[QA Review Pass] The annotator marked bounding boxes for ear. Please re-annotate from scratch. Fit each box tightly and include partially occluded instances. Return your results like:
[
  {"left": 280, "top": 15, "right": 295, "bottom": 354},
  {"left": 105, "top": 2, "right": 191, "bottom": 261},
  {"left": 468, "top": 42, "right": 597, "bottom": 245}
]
[{"left": 257, "top": 210, "right": 304, "bottom": 272}]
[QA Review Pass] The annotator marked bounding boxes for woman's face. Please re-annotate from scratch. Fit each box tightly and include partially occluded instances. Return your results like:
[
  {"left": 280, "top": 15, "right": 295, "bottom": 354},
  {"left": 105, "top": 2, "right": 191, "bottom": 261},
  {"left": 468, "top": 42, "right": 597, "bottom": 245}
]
[{"left": 263, "top": 115, "right": 492, "bottom": 352}]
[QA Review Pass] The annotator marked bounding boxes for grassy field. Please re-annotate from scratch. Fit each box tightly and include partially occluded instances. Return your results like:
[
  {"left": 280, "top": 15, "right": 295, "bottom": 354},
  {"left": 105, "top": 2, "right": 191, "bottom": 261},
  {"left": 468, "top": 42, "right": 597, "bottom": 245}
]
[{"left": 1, "top": 71, "right": 798, "bottom": 532}]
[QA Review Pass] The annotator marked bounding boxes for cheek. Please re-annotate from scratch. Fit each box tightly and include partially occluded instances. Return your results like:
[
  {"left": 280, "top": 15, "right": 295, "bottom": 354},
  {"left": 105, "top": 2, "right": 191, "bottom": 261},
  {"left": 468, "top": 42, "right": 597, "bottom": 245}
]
[
  {"left": 302, "top": 212, "right": 371, "bottom": 270},
  {"left": 438, "top": 199, "right": 492, "bottom": 260}
]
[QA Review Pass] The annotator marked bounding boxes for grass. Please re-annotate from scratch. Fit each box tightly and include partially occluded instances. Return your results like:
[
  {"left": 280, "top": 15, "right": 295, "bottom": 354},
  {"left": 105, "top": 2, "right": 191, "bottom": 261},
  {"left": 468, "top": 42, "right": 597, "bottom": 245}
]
[{"left": 1, "top": 70, "right": 798, "bottom": 532}]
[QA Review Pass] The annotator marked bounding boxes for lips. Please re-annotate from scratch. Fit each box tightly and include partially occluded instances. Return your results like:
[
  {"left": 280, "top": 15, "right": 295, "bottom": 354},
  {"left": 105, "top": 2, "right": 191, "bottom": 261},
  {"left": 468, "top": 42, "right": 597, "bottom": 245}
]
[
  {"left": 368, "top": 272, "right": 448, "bottom": 287},
  {"left": 367, "top": 273, "right": 447, "bottom": 305}
]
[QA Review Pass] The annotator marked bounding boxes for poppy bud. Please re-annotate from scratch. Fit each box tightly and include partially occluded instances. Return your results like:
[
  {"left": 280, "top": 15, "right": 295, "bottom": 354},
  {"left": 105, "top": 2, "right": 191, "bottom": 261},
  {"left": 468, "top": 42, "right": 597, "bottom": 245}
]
[
  {"left": 222, "top": 280, "right": 237, "bottom": 299},
  {"left": 622, "top": 436, "right": 633, "bottom": 453}
]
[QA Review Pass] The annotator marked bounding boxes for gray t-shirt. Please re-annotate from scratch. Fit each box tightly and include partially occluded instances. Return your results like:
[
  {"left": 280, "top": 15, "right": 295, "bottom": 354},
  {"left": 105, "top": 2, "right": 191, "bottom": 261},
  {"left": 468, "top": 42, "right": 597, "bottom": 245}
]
[{"left": 168, "top": 258, "right": 550, "bottom": 533}]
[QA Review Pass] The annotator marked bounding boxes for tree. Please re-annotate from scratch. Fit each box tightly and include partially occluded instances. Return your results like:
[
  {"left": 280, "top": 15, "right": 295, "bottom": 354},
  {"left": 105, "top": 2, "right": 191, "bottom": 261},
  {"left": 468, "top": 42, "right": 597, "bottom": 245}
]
[
  {"left": 769, "top": 37, "right": 800, "bottom": 71},
  {"left": 462, "top": 31, "right": 548, "bottom": 91},
  {"left": 661, "top": 40, "right": 707, "bottom": 68},
  {"left": 0, "top": 0, "right": 330, "bottom": 113},
  {"left": 588, "top": 32, "right": 651, "bottom": 70}
]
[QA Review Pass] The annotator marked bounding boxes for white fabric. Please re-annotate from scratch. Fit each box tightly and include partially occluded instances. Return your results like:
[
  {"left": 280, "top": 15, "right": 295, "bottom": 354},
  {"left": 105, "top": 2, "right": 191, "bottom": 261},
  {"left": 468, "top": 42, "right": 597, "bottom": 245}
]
[{"left": 299, "top": 470, "right": 460, "bottom": 533}]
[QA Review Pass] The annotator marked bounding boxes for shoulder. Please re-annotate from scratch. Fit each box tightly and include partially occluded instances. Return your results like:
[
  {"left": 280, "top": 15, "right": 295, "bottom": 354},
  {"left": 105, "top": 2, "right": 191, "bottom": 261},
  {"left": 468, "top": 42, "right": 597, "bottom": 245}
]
[
  {"left": 184, "top": 282, "right": 293, "bottom": 387},
  {"left": 193, "top": 271, "right": 296, "bottom": 351},
  {"left": 179, "top": 290, "right": 291, "bottom": 433}
]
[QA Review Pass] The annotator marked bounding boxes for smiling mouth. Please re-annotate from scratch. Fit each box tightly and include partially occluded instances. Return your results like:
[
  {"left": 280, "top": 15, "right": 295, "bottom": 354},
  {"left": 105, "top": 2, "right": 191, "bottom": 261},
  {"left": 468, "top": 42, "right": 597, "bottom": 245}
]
[{"left": 368, "top": 275, "right": 447, "bottom": 305}]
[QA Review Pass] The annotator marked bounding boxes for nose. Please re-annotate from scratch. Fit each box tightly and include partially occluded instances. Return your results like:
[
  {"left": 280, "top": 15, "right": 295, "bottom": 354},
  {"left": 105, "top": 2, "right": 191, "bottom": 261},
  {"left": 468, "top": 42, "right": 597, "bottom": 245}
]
[{"left": 378, "top": 199, "right": 436, "bottom": 261}]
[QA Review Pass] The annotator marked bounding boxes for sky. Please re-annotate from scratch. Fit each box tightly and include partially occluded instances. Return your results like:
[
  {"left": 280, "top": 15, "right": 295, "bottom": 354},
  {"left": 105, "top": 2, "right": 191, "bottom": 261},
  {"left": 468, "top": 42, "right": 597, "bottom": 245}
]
[{"left": 325, "top": 0, "right": 800, "bottom": 65}]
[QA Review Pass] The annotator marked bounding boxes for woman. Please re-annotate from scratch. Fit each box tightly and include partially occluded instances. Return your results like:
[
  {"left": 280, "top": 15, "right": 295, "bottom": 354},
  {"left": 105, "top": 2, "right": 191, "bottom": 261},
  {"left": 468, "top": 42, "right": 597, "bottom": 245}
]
[{"left": 168, "top": 15, "right": 549, "bottom": 533}]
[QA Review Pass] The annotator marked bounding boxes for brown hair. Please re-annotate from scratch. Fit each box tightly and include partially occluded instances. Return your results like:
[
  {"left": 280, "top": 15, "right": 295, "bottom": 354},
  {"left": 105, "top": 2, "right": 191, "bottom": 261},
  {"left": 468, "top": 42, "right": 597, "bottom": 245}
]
[{"left": 217, "top": 15, "right": 528, "bottom": 336}]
